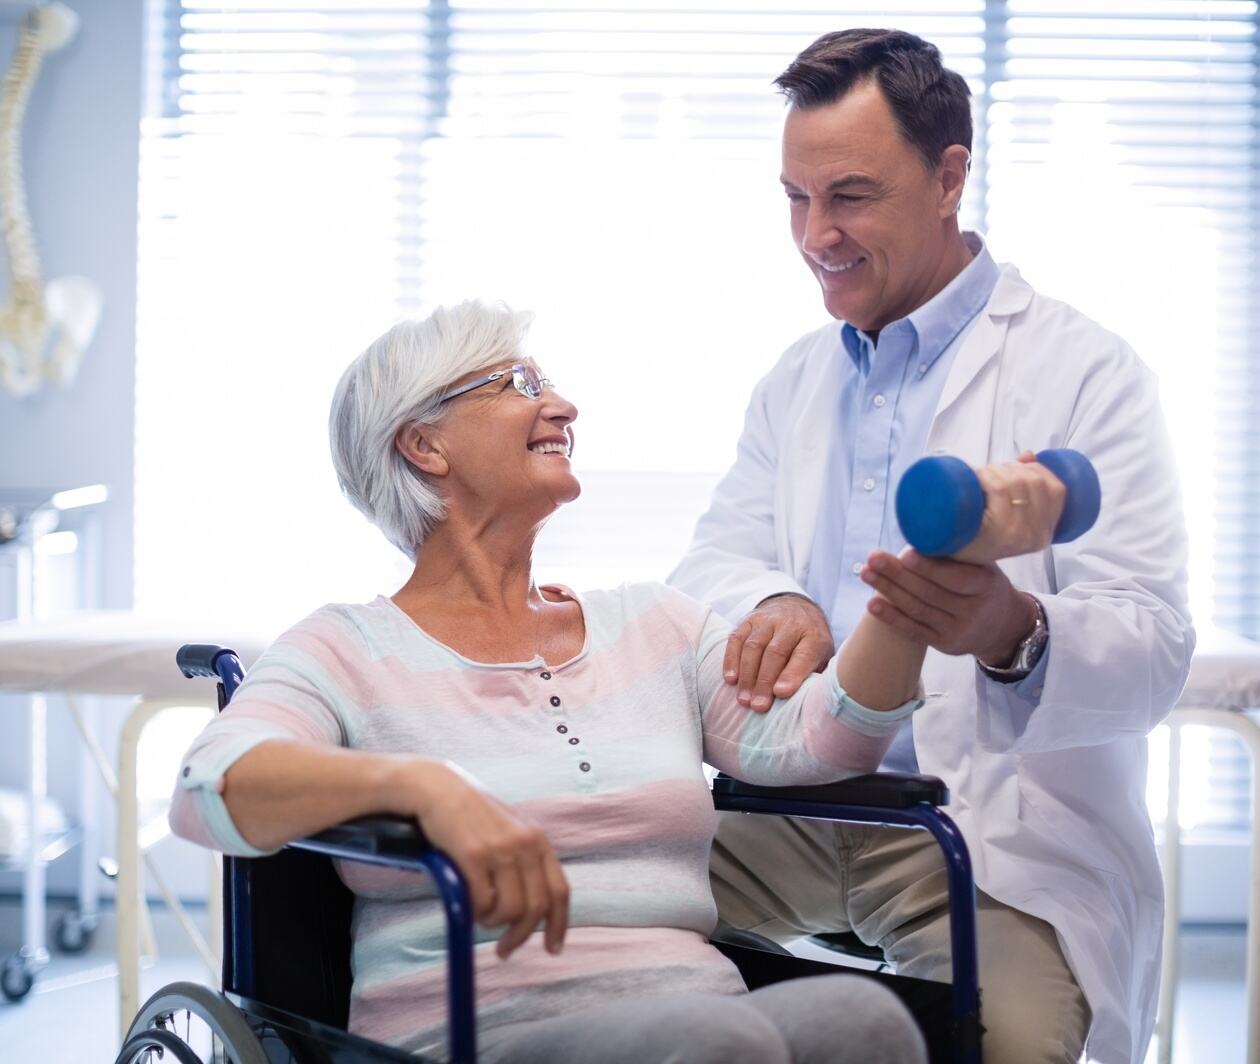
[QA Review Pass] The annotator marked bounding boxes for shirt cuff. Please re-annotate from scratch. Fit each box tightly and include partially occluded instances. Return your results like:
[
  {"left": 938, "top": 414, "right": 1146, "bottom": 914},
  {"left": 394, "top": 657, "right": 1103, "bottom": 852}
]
[
  {"left": 976, "top": 635, "right": 1050, "bottom": 702},
  {"left": 829, "top": 666, "right": 924, "bottom": 738},
  {"left": 974, "top": 637, "right": 1051, "bottom": 751},
  {"left": 178, "top": 731, "right": 286, "bottom": 857}
]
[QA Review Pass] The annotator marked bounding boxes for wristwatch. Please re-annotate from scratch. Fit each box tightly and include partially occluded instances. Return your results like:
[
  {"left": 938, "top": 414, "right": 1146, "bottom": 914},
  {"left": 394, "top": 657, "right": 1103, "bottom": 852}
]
[{"left": 977, "top": 595, "right": 1048, "bottom": 683}]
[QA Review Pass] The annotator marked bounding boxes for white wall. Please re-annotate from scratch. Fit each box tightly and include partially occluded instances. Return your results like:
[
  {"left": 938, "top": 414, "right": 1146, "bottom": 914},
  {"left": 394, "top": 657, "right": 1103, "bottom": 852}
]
[{"left": 0, "top": 0, "right": 144, "bottom": 896}]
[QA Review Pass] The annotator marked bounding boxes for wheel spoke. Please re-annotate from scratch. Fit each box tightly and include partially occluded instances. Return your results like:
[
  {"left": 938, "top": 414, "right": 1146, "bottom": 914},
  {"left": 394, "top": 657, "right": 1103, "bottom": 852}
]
[{"left": 122, "top": 982, "right": 265, "bottom": 1064}]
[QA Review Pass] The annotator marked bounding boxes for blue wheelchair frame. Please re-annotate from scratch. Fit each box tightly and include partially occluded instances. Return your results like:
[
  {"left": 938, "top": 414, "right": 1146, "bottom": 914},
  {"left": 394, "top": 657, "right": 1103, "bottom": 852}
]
[{"left": 179, "top": 644, "right": 981, "bottom": 1064}]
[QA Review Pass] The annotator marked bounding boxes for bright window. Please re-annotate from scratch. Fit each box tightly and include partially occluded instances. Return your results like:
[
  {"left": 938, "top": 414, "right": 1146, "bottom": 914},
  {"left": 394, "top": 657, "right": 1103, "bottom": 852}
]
[{"left": 137, "top": 2, "right": 1258, "bottom": 833}]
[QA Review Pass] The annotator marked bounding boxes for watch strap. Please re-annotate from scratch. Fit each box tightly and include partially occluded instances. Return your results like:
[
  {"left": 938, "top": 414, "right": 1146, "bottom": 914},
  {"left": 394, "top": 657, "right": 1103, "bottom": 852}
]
[{"left": 977, "top": 595, "right": 1048, "bottom": 683}]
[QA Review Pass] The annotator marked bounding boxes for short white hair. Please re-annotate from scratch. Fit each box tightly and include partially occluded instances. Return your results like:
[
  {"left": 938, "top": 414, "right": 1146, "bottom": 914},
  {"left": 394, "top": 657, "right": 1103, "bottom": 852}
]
[{"left": 329, "top": 300, "right": 534, "bottom": 558}]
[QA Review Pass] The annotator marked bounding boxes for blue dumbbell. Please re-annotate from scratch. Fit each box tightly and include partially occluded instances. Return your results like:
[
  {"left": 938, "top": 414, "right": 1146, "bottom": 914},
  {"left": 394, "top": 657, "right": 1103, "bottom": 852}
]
[{"left": 895, "top": 449, "right": 1101, "bottom": 558}]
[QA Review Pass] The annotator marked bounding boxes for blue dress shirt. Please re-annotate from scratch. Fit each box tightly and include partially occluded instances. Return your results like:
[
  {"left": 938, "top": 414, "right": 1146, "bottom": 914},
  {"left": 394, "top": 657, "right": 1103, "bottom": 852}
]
[{"left": 803, "top": 232, "right": 1046, "bottom": 772}]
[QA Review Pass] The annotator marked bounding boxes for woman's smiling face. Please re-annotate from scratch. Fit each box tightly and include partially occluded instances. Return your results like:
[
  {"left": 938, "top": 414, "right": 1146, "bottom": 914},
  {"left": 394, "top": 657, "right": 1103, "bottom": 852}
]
[{"left": 401, "top": 358, "right": 581, "bottom": 524}]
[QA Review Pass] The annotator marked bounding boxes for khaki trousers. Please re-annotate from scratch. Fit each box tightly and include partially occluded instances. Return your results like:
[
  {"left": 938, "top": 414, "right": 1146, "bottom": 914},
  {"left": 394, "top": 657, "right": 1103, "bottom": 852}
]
[{"left": 710, "top": 812, "right": 1090, "bottom": 1064}]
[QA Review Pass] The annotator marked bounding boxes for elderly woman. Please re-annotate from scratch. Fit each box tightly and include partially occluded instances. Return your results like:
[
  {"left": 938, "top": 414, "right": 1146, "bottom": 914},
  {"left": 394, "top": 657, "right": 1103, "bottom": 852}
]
[{"left": 171, "top": 301, "right": 1064, "bottom": 1064}]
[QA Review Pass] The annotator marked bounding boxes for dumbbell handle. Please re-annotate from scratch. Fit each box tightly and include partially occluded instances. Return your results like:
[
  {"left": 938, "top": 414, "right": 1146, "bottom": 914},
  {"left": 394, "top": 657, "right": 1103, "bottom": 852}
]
[{"left": 895, "top": 449, "right": 1100, "bottom": 560}]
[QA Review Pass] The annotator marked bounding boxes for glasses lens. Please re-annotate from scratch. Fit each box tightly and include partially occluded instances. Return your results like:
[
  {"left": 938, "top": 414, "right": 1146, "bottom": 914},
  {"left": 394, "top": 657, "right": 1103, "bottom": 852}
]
[{"left": 515, "top": 363, "right": 545, "bottom": 399}]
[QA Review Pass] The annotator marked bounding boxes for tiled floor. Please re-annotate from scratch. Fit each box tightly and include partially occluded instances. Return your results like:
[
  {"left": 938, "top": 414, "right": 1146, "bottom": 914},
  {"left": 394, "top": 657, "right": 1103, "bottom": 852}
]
[
  {"left": 0, "top": 899, "right": 1248, "bottom": 1061},
  {"left": 0, "top": 899, "right": 210, "bottom": 1060}
]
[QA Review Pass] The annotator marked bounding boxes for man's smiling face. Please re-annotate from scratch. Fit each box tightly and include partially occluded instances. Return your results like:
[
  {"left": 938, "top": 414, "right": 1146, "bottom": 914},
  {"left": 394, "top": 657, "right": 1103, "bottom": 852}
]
[{"left": 781, "top": 78, "right": 960, "bottom": 333}]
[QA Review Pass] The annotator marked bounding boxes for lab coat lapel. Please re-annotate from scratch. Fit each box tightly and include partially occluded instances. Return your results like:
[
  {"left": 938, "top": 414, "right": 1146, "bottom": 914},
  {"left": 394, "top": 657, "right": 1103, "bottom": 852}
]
[
  {"left": 925, "top": 265, "right": 1033, "bottom": 464},
  {"left": 781, "top": 343, "right": 845, "bottom": 584}
]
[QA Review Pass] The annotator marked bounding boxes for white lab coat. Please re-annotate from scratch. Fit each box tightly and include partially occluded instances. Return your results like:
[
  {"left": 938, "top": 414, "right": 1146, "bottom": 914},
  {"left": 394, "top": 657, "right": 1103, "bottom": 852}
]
[{"left": 670, "top": 262, "right": 1195, "bottom": 1064}]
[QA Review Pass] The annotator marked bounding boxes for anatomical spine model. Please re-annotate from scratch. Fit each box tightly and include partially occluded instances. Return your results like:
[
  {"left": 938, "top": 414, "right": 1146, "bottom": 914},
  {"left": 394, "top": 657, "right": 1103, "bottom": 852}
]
[{"left": 0, "top": 3, "right": 100, "bottom": 398}]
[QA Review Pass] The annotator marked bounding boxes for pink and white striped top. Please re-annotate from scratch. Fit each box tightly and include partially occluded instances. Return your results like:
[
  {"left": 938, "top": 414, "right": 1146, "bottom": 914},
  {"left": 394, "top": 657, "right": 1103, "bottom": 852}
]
[{"left": 170, "top": 581, "right": 918, "bottom": 1059}]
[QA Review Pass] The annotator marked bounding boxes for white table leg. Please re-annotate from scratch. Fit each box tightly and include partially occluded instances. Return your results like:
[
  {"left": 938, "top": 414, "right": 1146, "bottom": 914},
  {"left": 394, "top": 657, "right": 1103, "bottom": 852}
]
[
  {"left": 75, "top": 696, "right": 101, "bottom": 936},
  {"left": 207, "top": 850, "right": 222, "bottom": 980},
  {"left": 116, "top": 696, "right": 144, "bottom": 1038},
  {"left": 1161, "top": 708, "right": 1260, "bottom": 1064},
  {"left": 1156, "top": 721, "right": 1182, "bottom": 1064},
  {"left": 116, "top": 696, "right": 220, "bottom": 1038},
  {"left": 21, "top": 693, "right": 49, "bottom": 974}
]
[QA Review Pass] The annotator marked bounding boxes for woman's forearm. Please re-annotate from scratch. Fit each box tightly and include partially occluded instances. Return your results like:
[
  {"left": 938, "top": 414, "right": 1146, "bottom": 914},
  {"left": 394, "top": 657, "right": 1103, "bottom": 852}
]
[
  {"left": 833, "top": 610, "right": 926, "bottom": 710},
  {"left": 221, "top": 740, "right": 439, "bottom": 851},
  {"left": 218, "top": 739, "right": 571, "bottom": 957}
]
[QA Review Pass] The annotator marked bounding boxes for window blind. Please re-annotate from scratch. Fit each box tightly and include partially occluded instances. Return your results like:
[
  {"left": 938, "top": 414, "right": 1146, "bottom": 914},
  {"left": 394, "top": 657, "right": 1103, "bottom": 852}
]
[
  {"left": 137, "top": 1, "right": 1258, "bottom": 831},
  {"left": 981, "top": 0, "right": 1260, "bottom": 644},
  {"left": 135, "top": 1, "right": 987, "bottom": 632},
  {"left": 977, "top": 1, "right": 1259, "bottom": 833}
]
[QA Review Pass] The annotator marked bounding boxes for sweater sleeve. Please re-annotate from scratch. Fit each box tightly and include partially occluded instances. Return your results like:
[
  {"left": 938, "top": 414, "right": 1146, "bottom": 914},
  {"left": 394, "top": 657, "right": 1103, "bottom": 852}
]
[
  {"left": 168, "top": 608, "right": 359, "bottom": 856},
  {"left": 691, "top": 603, "right": 921, "bottom": 785}
]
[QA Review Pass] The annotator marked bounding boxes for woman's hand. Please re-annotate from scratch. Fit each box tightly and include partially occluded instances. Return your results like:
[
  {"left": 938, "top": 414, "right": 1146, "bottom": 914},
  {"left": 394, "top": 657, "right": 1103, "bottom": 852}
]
[{"left": 401, "top": 760, "right": 570, "bottom": 960}]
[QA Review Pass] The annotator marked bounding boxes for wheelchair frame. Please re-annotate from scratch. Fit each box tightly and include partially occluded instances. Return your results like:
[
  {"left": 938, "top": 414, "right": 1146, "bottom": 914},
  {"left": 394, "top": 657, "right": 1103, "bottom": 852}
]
[{"left": 140, "top": 643, "right": 982, "bottom": 1064}]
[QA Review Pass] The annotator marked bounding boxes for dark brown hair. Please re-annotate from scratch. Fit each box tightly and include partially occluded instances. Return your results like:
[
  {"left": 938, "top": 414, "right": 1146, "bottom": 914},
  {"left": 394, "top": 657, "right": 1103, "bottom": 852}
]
[{"left": 775, "top": 28, "right": 972, "bottom": 170}]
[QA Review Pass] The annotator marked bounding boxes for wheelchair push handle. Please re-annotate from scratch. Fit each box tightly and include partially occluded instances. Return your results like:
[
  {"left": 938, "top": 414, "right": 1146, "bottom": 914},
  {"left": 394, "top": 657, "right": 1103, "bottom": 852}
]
[
  {"left": 177, "top": 643, "right": 233, "bottom": 678},
  {"left": 177, "top": 643, "right": 246, "bottom": 706},
  {"left": 895, "top": 447, "right": 1100, "bottom": 559}
]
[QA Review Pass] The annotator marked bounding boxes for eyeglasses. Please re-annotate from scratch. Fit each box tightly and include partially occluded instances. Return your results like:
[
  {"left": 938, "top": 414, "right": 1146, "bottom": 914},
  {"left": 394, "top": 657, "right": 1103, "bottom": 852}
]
[{"left": 438, "top": 363, "right": 552, "bottom": 404}]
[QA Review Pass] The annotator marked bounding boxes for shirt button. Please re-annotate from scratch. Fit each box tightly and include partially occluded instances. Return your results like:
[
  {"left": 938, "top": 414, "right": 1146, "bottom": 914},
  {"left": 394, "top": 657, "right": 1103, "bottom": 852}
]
[
  {"left": 862, "top": 477, "right": 876, "bottom": 491},
  {"left": 549, "top": 695, "right": 561, "bottom": 707},
  {"left": 917, "top": 364, "right": 928, "bottom": 376},
  {"left": 568, "top": 737, "right": 580, "bottom": 745},
  {"left": 872, "top": 394, "right": 886, "bottom": 408},
  {"left": 579, "top": 762, "right": 591, "bottom": 772},
  {"left": 556, "top": 724, "right": 568, "bottom": 734},
  {"left": 540, "top": 671, "right": 552, "bottom": 680},
  {"left": 851, "top": 561, "right": 864, "bottom": 575}
]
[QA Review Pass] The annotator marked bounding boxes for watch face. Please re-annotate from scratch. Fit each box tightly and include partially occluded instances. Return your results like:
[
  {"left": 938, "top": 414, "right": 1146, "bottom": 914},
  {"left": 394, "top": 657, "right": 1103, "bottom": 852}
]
[
  {"left": 981, "top": 605, "right": 1047, "bottom": 679},
  {"left": 1017, "top": 618, "right": 1049, "bottom": 672}
]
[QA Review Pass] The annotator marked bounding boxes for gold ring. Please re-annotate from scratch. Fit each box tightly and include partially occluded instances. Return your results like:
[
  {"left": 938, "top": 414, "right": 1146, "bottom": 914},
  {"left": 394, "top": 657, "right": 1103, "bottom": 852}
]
[{"left": 1010, "top": 498, "right": 1029, "bottom": 506}]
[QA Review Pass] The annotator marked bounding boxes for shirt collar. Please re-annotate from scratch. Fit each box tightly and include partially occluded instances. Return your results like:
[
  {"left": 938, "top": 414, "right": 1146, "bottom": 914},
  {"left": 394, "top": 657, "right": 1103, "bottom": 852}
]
[{"left": 840, "top": 231, "right": 999, "bottom": 373}]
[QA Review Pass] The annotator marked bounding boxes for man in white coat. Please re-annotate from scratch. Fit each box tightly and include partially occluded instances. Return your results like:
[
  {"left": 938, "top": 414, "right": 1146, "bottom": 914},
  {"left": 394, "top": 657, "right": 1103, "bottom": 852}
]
[{"left": 669, "top": 29, "right": 1194, "bottom": 1064}]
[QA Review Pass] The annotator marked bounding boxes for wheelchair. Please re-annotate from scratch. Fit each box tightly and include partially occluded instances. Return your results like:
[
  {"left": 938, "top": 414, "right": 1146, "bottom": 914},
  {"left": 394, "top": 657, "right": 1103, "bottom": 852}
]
[{"left": 114, "top": 644, "right": 982, "bottom": 1064}]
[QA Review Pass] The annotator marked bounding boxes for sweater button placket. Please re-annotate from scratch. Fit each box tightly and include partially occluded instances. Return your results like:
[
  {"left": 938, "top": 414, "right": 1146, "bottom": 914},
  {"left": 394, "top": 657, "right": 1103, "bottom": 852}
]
[{"left": 542, "top": 670, "right": 593, "bottom": 780}]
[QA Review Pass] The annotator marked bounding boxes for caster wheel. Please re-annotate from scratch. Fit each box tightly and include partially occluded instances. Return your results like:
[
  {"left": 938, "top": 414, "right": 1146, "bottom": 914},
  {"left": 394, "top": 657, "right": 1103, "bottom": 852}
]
[
  {"left": 0, "top": 953, "right": 35, "bottom": 1002},
  {"left": 53, "top": 910, "right": 98, "bottom": 954}
]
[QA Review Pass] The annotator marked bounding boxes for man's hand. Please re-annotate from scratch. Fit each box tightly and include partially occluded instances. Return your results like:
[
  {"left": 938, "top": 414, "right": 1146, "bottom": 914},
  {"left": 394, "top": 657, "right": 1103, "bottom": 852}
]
[
  {"left": 860, "top": 550, "right": 1038, "bottom": 666},
  {"left": 954, "top": 451, "right": 1067, "bottom": 565},
  {"left": 723, "top": 594, "right": 835, "bottom": 712}
]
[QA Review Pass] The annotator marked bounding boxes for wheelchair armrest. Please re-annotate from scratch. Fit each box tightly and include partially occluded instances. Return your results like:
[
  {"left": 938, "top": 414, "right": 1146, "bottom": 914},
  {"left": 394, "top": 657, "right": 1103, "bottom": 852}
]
[
  {"left": 289, "top": 814, "right": 433, "bottom": 862},
  {"left": 283, "top": 815, "right": 477, "bottom": 1063},
  {"left": 711, "top": 771, "right": 948, "bottom": 809}
]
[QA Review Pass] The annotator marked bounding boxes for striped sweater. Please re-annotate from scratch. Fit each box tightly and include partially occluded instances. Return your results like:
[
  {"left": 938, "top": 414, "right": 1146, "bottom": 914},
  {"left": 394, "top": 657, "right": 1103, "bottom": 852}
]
[{"left": 170, "top": 581, "right": 918, "bottom": 1059}]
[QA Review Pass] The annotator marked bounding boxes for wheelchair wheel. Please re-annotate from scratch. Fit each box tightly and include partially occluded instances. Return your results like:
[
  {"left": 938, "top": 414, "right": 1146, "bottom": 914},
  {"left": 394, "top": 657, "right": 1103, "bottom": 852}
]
[
  {"left": 116, "top": 981, "right": 268, "bottom": 1064},
  {"left": 116, "top": 1027, "right": 204, "bottom": 1064}
]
